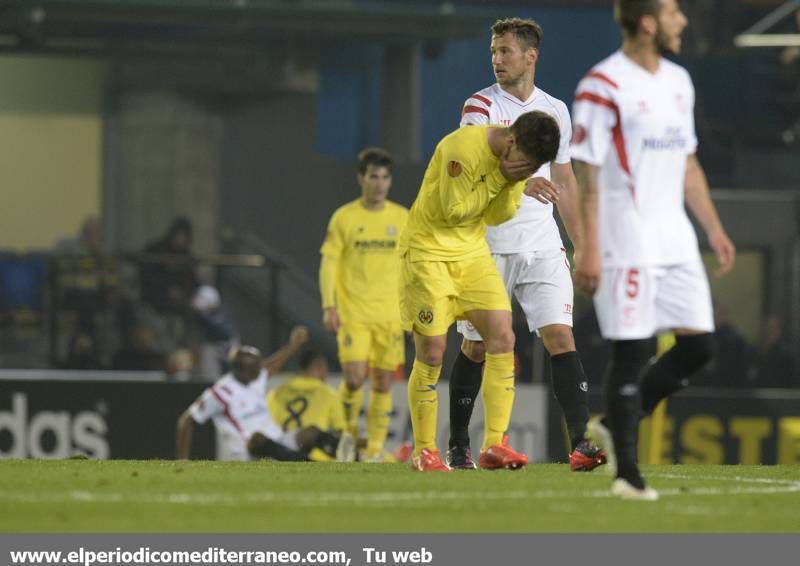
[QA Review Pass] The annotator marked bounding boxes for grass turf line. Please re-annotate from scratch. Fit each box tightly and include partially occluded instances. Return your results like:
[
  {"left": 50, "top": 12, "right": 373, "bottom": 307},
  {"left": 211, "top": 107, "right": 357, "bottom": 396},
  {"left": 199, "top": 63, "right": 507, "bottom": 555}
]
[{"left": 1, "top": 460, "right": 799, "bottom": 532}]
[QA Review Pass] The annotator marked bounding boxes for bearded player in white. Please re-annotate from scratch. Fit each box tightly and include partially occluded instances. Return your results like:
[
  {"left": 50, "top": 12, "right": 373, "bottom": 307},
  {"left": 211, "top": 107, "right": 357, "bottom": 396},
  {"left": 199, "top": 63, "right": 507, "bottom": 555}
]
[
  {"left": 572, "top": 0, "right": 736, "bottom": 500},
  {"left": 447, "top": 18, "right": 606, "bottom": 472}
]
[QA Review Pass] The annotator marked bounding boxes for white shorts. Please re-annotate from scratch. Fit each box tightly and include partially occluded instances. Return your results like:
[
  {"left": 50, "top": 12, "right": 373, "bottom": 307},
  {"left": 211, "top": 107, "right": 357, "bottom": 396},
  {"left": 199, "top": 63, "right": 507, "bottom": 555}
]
[
  {"left": 457, "top": 249, "right": 574, "bottom": 341},
  {"left": 594, "top": 260, "right": 714, "bottom": 340}
]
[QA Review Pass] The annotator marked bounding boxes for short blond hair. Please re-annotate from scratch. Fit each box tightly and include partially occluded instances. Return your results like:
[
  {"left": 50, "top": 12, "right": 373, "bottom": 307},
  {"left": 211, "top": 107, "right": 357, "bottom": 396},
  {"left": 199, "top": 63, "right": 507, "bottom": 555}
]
[{"left": 491, "top": 18, "right": 543, "bottom": 51}]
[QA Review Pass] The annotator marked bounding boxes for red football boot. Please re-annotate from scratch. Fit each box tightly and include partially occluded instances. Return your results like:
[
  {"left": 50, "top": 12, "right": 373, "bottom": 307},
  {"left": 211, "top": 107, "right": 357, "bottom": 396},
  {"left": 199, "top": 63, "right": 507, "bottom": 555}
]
[
  {"left": 478, "top": 436, "right": 528, "bottom": 470},
  {"left": 410, "top": 448, "right": 451, "bottom": 472}
]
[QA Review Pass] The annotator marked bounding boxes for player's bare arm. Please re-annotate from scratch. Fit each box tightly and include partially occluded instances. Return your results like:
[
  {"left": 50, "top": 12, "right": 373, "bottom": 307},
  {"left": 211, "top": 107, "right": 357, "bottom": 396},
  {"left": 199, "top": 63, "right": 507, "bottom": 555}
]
[
  {"left": 572, "top": 160, "right": 601, "bottom": 295},
  {"left": 684, "top": 154, "right": 736, "bottom": 277},
  {"left": 322, "top": 306, "right": 340, "bottom": 333},
  {"left": 319, "top": 254, "right": 340, "bottom": 332},
  {"left": 175, "top": 409, "right": 195, "bottom": 460},
  {"left": 550, "top": 162, "right": 582, "bottom": 250},
  {"left": 263, "top": 325, "right": 310, "bottom": 374}
]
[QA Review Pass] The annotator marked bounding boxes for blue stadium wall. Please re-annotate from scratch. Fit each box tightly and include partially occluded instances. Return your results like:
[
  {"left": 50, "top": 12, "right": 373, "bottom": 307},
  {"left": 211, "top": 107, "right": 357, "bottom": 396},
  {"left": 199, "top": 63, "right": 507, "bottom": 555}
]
[{"left": 317, "top": 6, "right": 619, "bottom": 160}]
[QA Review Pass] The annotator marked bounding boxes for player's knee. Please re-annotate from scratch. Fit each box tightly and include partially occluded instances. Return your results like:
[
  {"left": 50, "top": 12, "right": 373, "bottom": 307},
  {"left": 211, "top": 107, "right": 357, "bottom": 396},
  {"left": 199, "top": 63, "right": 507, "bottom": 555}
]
[
  {"left": 674, "top": 333, "right": 714, "bottom": 372},
  {"left": 343, "top": 369, "right": 366, "bottom": 390},
  {"left": 416, "top": 337, "right": 446, "bottom": 366},
  {"left": 486, "top": 327, "right": 514, "bottom": 354},
  {"left": 417, "top": 350, "right": 443, "bottom": 367},
  {"left": 461, "top": 339, "right": 486, "bottom": 363},
  {"left": 540, "top": 325, "right": 575, "bottom": 355},
  {"left": 246, "top": 432, "right": 267, "bottom": 455},
  {"left": 372, "top": 372, "right": 393, "bottom": 393}
]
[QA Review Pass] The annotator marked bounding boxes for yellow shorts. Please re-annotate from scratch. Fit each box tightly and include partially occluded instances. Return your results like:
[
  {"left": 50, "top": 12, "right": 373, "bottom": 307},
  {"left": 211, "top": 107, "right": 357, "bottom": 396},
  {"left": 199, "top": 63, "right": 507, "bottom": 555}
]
[
  {"left": 337, "top": 321, "right": 406, "bottom": 370},
  {"left": 400, "top": 253, "right": 511, "bottom": 336}
]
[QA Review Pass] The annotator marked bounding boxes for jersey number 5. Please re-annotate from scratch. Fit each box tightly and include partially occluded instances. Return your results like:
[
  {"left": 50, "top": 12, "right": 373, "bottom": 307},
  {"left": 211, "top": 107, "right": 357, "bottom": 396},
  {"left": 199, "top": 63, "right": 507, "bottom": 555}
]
[{"left": 625, "top": 268, "right": 640, "bottom": 299}]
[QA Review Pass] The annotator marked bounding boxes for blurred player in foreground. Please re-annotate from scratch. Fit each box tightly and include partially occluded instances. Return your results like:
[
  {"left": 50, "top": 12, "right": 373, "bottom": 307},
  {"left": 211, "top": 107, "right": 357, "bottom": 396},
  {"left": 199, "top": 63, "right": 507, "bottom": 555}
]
[
  {"left": 401, "top": 111, "right": 560, "bottom": 471},
  {"left": 176, "top": 327, "right": 355, "bottom": 462},
  {"left": 572, "top": 0, "right": 735, "bottom": 500}
]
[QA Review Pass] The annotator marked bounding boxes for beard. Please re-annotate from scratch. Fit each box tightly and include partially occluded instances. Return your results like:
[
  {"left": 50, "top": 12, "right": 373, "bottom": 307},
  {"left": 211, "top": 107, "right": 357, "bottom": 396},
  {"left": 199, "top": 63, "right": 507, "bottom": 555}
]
[
  {"left": 655, "top": 25, "right": 679, "bottom": 55},
  {"left": 496, "top": 70, "right": 525, "bottom": 89}
]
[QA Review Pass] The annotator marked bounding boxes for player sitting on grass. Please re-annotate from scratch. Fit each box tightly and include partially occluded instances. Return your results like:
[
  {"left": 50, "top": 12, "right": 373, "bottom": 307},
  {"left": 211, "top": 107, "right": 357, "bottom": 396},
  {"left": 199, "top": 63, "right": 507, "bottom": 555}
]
[
  {"left": 176, "top": 326, "right": 356, "bottom": 462},
  {"left": 268, "top": 349, "right": 366, "bottom": 462}
]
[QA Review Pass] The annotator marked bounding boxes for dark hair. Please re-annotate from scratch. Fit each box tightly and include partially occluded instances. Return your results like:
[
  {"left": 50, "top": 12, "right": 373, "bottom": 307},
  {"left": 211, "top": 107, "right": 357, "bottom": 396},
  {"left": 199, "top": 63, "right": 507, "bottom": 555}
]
[
  {"left": 614, "top": 0, "right": 662, "bottom": 37},
  {"left": 491, "top": 17, "right": 544, "bottom": 51},
  {"left": 357, "top": 147, "right": 393, "bottom": 175},
  {"left": 167, "top": 216, "right": 193, "bottom": 238},
  {"left": 298, "top": 349, "right": 325, "bottom": 372},
  {"left": 510, "top": 111, "right": 560, "bottom": 167}
]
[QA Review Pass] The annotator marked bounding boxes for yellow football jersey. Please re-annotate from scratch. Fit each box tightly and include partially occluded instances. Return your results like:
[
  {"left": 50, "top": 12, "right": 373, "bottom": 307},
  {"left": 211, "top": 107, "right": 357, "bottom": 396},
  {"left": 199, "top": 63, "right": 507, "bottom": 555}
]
[
  {"left": 400, "top": 125, "right": 525, "bottom": 261},
  {"left": 320, "top": 199, "right": 408, "bottom": 324},
  {"left": 267, "top": 376, "right": 346, "bottom": 434}
]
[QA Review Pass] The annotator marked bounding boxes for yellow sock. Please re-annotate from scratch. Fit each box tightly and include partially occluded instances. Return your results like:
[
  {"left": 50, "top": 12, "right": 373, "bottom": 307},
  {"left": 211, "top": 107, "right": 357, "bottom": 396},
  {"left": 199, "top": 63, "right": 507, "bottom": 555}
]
[
  {"left": 339, "top": 380, "right": 364, "bottom": 437},
  {"left": 407, "top": 359, "right": 441, "bottom": 454},
  {"left": 481, "top": 352, "right": 515, "bottom": 450},
  {"left": 366, "top": 390, "right": 392, "bottom": 457}
]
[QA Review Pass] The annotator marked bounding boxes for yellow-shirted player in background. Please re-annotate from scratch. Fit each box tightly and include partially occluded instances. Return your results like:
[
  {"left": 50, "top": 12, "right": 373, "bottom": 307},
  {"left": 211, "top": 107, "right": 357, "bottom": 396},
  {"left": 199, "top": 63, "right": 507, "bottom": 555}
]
[
  {"left": 319, "top": 148, "right": 409, "bottom": 461},
  {"left": 401, "top": 111, "right": 560, "bottom": 471},
  {"left": 268, "top": 350, "right": 351, "bottom": 462}
]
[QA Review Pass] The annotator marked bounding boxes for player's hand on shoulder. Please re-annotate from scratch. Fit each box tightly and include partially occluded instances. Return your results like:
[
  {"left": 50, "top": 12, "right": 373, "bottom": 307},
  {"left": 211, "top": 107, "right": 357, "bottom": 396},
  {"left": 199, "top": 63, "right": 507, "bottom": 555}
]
[
  {"left": 524, "top": 177, "right": 561, "bottom": 204},
  {"left": 289, "top": 325, "right": 310, "bottom": 346},
  {"left": 500, "top": 158, "right": 537, "bottom": 183},
  {"left": 709, "top": 228, "right": 736, "bottom": 277},
  {"left": 323, "top": 307, "right": 341, "bottom": 333},
  {"left": 573, "top": 246, "right": 602, "bottom": 296}
]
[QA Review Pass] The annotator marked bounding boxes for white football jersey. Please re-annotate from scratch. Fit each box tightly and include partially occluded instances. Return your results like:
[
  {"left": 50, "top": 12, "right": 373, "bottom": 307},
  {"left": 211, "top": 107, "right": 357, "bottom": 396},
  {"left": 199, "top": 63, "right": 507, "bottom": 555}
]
[
  {"left": 190, "top": 370, "right": 283, "bottom": 460},
  {"left": 571, "top": 51, "right": 700, "bottom": 267},
  {"left": 460, "top": 83, "right": 572, "bottom": 253}
]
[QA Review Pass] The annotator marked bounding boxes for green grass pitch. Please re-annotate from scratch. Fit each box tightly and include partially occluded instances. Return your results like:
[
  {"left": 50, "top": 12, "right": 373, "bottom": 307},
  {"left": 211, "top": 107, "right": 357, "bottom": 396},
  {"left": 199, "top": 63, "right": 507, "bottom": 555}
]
[{"left": 1, "top": 460, "right": 799, "bottom": 532}]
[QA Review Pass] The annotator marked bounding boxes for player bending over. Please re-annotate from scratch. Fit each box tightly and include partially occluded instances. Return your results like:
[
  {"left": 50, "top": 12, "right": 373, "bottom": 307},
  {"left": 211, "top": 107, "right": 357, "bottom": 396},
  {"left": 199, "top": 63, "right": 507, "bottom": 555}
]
[{"left": 401, "top": 111, "right": 560, "bottom": 471}]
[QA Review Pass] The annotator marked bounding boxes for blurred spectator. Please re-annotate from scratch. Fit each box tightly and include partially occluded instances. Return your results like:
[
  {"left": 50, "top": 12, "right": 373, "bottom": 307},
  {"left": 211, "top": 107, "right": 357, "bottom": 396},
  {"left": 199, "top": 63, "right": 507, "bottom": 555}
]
[
  {"left": 191, "top": 284, "right": 239, "bottom": 381},
  {"left": 54, "top": 216, "right": 104, "bottom": 256},
  {"left": 62, "top": 332, "right": 103, "bottom": 370},
  {"left": 166, "top": 348, "right": 195, "bottom": 381},
  {"left": 192, "top": 285, "right": 237, "bottom": 343},
  {"left": 138, "top": 217, "right": 200, "bottom": 356},
  {"left": 112, "top": 325, "right": 167, "bottom": 371},
  {"left": 700, "top": 303, "right": 752, "bottom": 388},
  {"left": 745, "top": 314, "right": 799, "bottom": 388},
  {"left": 139, "top": 217, "right": 199, "bottom": 315},
  {"left": 52, "top": 216, "right": 119, "bottom": 366}
]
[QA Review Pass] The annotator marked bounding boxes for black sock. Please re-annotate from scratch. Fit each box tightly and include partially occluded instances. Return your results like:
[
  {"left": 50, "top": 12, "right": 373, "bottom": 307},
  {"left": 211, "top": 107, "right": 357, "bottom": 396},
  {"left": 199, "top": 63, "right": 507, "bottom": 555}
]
[
  {"left": 550, "top": 351, "right": 590, "bottom": 450},
  {"left": 640, "top": 333, "right": 714, "bottom": 415},
  {"left": 314, "top": 431, "right": 341, "bottom": 458},
  {"left": 248, "top": 435, "right": 309, "bottom": 462},
  {"left": 448, "top": 350, "right": 483, "bottom": 448},
  {"left": 604, "top": 339, "right": 653, "bottom": 480}
]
